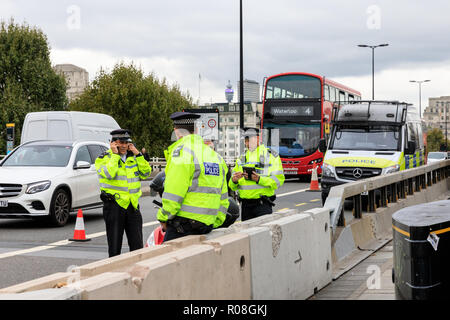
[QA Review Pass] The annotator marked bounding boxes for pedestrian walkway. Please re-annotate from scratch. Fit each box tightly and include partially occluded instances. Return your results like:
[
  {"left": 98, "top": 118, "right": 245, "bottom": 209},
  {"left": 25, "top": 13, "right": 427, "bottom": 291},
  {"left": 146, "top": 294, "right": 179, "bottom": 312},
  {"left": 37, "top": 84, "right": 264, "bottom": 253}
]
[{"left": 310, "top": 241, "right": 395, "bottom": 300}]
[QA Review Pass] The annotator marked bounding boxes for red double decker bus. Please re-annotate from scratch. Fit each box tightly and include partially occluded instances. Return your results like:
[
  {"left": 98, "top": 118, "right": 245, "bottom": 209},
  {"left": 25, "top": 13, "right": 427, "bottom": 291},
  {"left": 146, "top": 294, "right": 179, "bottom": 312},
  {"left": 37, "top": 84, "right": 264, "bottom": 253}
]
[{"left": 261, "top": 72, "right": 361, "bottom": 177}]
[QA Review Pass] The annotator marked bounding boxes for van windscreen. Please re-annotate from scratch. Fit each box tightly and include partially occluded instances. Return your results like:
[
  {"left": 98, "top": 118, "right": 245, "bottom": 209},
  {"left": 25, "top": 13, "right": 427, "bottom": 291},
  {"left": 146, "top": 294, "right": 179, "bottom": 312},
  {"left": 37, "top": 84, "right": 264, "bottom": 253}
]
[{"left": 331, "top": 125, "right": 400, "bottom": 151}]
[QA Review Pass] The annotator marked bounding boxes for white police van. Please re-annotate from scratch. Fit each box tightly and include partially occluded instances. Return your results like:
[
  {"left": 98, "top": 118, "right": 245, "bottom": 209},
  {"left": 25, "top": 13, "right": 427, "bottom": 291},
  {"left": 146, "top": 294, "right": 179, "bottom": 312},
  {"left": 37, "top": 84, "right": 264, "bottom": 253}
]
[{"left": 320, "top": 100, "right": 425, "bottom": 204}]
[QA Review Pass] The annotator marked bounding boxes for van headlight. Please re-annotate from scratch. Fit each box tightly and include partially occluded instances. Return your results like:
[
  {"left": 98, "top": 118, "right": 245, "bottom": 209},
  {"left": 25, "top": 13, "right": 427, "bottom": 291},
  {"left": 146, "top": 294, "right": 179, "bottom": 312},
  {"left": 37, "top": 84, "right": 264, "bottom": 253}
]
[
  {"left": 383, "top": 165, "right": 400, "bottom": 174},
  {"left": 26, "top": 180, "right": 51, "bottom": 194},
  {"left": 322, "top": 163, "right": 335, "bottom": 178}
]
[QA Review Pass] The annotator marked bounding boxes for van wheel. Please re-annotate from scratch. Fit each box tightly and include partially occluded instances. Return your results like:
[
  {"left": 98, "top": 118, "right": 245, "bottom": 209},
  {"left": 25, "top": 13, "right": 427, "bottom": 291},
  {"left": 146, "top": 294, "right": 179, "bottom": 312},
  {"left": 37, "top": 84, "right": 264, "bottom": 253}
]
[{"left": 48, "top": 189, "right": 70, "bottom": 227}]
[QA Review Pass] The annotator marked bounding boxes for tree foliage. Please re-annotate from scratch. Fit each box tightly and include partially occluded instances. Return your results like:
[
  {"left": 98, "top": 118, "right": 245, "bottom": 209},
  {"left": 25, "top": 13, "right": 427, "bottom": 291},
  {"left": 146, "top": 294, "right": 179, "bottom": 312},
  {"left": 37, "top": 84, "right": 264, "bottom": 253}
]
[
  {"left": 0, "top": 19, "right": 67, "bottom": 154},
  {"left": 426, "top": 128, "right": 447, "bottom": 152},
  {"left": 69, "top": 62, "right": 193, "bottom": 157}
]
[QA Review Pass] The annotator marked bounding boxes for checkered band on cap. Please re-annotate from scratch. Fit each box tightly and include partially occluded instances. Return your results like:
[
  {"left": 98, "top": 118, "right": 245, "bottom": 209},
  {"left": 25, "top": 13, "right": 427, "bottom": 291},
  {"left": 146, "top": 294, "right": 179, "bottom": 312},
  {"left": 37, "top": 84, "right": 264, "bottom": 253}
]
[
  {"left": 112, "top": 133, "right": 130, "bottom": 139},
  {"left": 173, "top": 118, "right": 197, "bottom": 125}
]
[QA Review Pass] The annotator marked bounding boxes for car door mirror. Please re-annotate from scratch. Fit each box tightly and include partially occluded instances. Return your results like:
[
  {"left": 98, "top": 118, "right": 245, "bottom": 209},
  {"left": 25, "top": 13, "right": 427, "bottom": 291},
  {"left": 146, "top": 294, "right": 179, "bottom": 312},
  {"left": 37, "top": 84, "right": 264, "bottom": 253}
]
[
  {"left": 74, "top": 160, "right": 91, "bottom": 169},
  {"left": 318, "top": 139, "right": 327, "bottom": 153},
  {"left": 406, "top": 141, "right": 416, "bottom": 155}
]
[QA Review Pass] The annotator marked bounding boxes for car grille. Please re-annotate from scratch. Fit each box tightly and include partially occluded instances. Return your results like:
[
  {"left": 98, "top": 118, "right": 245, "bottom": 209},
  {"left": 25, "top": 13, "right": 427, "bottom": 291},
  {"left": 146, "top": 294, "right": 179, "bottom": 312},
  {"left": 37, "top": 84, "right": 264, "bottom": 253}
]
[
  {"left": 335, "top": 167, "right": 382, "bottom": 181},
  {"left": 0, "top": 203, "right": 29, "bottom": 214},
  {"left": 0, "top": 184, "right": 23, "bottom": 198}
]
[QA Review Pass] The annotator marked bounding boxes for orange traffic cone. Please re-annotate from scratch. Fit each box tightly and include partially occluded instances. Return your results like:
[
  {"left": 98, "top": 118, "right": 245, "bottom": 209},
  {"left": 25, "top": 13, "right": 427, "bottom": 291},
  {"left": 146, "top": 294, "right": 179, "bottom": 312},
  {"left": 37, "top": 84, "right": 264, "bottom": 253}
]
[
  {"left": 69, "top": 209, "right": 91, "bottom": 242},
  {"left": 307, "top": 162, "right": 321, "bottom": 192}
]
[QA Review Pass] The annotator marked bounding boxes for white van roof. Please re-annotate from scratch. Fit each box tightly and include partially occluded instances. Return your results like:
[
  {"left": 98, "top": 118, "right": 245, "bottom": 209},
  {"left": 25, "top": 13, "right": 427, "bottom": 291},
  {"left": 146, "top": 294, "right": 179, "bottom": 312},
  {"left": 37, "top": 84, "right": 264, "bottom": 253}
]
[
  {"left": 335, "top": 101, "right": 412, "bottom": 124},
  {"left": 21, "top": 111, "right": 121, "bottom": 145}
]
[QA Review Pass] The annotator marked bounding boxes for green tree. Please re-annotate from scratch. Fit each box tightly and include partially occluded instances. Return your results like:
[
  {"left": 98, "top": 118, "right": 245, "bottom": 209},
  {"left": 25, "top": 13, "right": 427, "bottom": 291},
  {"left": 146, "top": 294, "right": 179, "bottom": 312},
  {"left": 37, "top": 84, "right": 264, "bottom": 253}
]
[
  {"left": 426, "top": 128, "right": 445, "bottom": 152},
  {"left": 0, "top": 19, "right": 67, "bottom": 154},
  {"left": 69, "top": 62, "right": 193, "bottom": 157}
]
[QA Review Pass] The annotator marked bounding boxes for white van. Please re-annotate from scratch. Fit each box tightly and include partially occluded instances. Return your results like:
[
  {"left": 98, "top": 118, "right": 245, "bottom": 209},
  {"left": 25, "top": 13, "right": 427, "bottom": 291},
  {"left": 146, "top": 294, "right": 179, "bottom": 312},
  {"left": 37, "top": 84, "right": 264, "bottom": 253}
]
[
  {"left": 320, "top": 101, "right": 426, "bottom": 204},
  {"left": 21, "top": 111, "right": 120, "bottom": 145}
]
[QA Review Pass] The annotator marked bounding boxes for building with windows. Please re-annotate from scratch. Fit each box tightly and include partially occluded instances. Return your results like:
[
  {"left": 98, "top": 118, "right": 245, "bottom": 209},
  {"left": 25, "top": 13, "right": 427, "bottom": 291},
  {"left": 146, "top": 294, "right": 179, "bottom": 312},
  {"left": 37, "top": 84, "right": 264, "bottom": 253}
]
[
  {"left": 54, "top": 64, "right": 89, "bottom": 102},
  {"left": 423, "top": 96, "right": 450, "bottom": 141},
  {"left": 237, "top": 79, "right": 260, "bottom": 103},
  {"left": 199, "top": 102, "right": 261, "bottom": 158}
]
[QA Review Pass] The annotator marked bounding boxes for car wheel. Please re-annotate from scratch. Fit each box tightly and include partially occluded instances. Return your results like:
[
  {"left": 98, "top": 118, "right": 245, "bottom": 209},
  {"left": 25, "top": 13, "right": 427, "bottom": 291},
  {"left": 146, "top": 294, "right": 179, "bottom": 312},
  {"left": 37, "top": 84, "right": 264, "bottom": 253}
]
[{"left": 48, "top": 189, "right": 70, "bottom": 227}]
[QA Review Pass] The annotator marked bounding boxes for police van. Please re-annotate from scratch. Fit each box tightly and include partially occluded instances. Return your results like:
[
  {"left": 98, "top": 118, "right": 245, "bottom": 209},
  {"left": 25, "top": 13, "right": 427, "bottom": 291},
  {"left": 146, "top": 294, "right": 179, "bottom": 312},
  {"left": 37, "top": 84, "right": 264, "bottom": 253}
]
[{"left": 320, "top": 100, "right": 425, "bottom": 204}]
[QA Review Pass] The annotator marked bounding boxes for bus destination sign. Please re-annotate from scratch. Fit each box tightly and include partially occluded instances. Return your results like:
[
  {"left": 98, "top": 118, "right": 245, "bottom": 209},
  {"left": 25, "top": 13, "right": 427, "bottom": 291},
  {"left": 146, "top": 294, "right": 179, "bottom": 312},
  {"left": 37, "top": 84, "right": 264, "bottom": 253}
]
[{"left": 271, "top": 106, "right": 314, "bottom": 117}]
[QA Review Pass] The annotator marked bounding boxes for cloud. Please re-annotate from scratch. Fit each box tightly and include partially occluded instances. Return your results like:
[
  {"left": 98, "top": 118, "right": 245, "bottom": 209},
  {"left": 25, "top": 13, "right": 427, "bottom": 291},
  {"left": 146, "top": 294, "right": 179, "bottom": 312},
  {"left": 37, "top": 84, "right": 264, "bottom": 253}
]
[{"left": 4, "top": 0, "right": 450, "bottom": 106}]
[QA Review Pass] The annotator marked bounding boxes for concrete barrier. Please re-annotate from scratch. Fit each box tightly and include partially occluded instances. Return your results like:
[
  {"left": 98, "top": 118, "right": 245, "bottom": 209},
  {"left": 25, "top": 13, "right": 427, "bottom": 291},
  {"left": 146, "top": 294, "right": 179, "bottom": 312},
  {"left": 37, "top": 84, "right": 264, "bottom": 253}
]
[
  {"left": 328, "top": 161, "right": 450, "bottom": 279},
  {"left": 1, "top": 160, "right": 447, "bottom": 299},
  {"left": 238, "top": 208, "right": 331, "bottom": 300}
]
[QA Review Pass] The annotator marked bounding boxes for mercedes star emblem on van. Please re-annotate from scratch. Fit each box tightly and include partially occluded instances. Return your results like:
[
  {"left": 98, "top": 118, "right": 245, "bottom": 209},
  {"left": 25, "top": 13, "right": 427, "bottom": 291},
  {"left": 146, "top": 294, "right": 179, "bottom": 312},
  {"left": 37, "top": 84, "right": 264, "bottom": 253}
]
[{"left": 352, "top": 168, "right": 363, "bottom": 179}]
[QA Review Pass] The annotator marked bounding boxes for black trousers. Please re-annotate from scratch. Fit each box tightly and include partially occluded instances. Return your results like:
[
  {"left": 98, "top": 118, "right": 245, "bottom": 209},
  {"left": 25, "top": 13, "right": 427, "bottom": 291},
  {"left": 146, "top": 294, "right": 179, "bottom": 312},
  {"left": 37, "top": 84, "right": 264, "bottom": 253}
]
[
  {"left": 241, "top": 200, "right": 273, "bottom": 221},
  {"left": 103, "top": 200, "right": 143, "bottom": 257},
  {"left": 163, "top": 216, "right": 213, "bottom": 242}
]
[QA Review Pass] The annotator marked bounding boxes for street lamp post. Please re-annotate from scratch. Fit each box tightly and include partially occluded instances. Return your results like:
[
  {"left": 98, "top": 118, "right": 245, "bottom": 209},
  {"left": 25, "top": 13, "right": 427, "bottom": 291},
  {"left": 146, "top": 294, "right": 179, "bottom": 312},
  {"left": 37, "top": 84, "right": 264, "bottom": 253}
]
[
  {"left": 445, "top": 102, "right": 448, "bottom": 152},
  {"left": 409, "top": 79, "right": 430, "bottom": 119},
  {"left": 358, "top": 43, "right": 389, "bottom": 100},
  {"left": 239, "top": 0, "right": 244, "bottom": 130}
]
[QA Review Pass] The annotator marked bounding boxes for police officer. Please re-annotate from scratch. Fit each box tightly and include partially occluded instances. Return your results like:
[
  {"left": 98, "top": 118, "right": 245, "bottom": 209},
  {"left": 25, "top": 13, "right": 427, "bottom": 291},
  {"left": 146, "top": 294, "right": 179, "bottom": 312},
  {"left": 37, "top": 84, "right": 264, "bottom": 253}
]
[
  {"left": 95, "top": 129, "right": 152, "bottom": 257},
  {"left": 229, "top": 127, "right": 285, "bottom": 221},
  {"left": 157, "top": 111, "right": 229, "bottom": 242}
]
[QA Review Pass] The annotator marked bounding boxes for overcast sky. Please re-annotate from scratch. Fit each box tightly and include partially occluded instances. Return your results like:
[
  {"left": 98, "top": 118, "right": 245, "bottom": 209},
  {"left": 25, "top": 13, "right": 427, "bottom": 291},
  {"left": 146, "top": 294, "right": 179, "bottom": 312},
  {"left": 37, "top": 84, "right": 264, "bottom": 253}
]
[{"left": 1, "top": 0, "right": 450, "bottom": 114}]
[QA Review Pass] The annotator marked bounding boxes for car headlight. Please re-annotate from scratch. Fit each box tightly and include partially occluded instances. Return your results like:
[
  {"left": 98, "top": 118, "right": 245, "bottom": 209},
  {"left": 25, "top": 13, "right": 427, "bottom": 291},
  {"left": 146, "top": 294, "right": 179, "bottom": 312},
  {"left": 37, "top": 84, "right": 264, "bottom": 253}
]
[
  {"left": 26, "top": 180, "right": 51, "bottom": 194},
  {"left": 322, "top": 163, "right": 335, "bottom": 178},
  {"left": 383, "top": 164, "right": 400, "bottom": 174}
]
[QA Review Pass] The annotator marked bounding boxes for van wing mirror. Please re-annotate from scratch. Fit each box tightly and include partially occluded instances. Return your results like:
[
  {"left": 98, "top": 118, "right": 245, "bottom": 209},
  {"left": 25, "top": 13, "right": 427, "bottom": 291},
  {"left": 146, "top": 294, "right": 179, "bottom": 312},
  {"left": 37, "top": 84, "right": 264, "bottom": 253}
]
[
  {"left": 406, "top": 141, "right": 416, "bottom": 155},
  {"left": 318, "top": 139, "right": 327, "bottom": 153},
  {"left": 74, "top": 160, "right": 91, "bottom": 169}
]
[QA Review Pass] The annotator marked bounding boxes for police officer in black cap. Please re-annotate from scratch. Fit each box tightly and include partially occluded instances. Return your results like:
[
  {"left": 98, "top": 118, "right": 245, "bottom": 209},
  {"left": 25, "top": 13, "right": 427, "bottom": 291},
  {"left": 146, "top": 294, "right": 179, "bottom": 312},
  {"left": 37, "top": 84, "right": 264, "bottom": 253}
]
[
  {"left": 155, "top": 111, "right": 229, "bottom": 242},
  {"left": 229, "top": 127, "right": 285, "bottom": 221},
  {"left": 95, "top": 129, "right": 152, "bottom": 257}
]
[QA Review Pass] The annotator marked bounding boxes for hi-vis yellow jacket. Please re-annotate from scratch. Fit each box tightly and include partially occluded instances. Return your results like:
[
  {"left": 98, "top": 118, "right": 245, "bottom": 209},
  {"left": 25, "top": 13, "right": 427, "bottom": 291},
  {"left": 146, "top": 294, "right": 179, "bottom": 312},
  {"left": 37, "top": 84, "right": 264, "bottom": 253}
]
[
  {"left": 157, "top": 134, "right": 228, "bottom": 227},
  {"left": 95, "top": 150, "right": 152, "bottom": 210},
  {"left": 229, "top": 144, "right": 285, "bottom": 199}
]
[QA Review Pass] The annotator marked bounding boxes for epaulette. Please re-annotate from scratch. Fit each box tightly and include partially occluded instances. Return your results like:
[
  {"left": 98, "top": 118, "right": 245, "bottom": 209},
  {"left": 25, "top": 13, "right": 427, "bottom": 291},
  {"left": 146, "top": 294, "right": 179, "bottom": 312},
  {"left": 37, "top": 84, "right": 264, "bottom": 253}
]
[
  {"left": 172, "top": 144, "right": 184, "bottom": 157},
  {"left": 267, "top": 148, "right": 279, "bottom": 157},
  {"left": 97, "top": 150, "right": 109, "bottom": 159}
]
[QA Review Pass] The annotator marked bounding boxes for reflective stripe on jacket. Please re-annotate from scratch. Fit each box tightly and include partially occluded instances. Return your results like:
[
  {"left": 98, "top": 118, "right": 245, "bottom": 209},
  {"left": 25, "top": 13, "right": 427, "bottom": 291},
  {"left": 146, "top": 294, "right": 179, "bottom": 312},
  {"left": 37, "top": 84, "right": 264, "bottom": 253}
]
[
  {"left": 95, "top": 149, "right": 152, "bottom": 210},
  {"left": 228, "top": 144, "right": 285, "bottom": 199},
  {"left": 157, "top": 134, "right": 228, "bottom": 227}
]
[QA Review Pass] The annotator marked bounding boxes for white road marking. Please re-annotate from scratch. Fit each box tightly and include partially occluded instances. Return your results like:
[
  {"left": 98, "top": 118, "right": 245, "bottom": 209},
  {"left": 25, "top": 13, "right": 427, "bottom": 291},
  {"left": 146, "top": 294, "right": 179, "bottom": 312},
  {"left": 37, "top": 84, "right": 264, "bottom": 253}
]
[
  {"left": 276, "top": 187, "right": 309, "bottom": 198},
  {"left": 0, "top": 221, "right": 159, "bottom": 260}
]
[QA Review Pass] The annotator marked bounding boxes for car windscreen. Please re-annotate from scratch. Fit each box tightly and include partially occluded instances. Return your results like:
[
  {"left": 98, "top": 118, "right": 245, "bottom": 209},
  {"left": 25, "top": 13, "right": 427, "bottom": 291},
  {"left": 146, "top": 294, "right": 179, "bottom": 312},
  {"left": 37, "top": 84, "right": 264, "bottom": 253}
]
[
  {"left": 1, "top": 145, "right": 73, "bottom": 167},
  {"left": 331, "top": 125, "right": 400, "bottom": 151},
  {"left": 428, "top": 152, "right": 446, "bottom": 159}
]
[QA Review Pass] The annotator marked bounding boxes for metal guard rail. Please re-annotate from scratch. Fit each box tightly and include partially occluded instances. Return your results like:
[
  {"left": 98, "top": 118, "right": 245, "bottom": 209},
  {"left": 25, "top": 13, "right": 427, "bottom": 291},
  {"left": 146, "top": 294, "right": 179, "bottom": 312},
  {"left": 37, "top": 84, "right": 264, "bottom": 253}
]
[{"left": 323, "top": 159, "right": 450, "bottom": 234}]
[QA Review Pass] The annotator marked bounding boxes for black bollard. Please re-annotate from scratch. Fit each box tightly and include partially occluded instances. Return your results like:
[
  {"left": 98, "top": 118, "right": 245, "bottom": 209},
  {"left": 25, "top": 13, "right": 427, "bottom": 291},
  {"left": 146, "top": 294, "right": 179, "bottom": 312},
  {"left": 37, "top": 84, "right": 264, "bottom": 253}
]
[{"left": 392, "top": 200, "right": 450, "bottom": 300}]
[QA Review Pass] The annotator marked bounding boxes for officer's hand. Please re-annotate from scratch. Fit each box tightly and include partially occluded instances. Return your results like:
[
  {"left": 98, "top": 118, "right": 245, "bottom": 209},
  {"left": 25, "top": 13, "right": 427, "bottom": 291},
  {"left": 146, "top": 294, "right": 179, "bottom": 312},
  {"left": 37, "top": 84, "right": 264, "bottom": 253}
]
[
  {"left": 232, "top": 172, "right": 243, "bottom": 183},
  {"left": 250, "top": 172, "right": 260, "bottom": 183},
  {"left": 110, "top": 141, "right": 119, "bottom": 154},
  {"left": 160, "top": 222, "right": 167, "bottom": 232},
  {"left": 128, "top": 143, "right": 140, "bottom": 156}
]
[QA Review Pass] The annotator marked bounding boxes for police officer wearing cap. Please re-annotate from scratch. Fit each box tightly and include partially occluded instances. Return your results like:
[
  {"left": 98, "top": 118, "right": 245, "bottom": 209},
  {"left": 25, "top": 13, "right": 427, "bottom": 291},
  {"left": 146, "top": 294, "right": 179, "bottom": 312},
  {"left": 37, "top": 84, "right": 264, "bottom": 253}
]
[
  {"left": 95, "top": 129, "right": 152, "bottom": 257},
  {"left": 157, "top": 111, "right": 229, "bottom": 242},
  {"left": 229, "top": 127, "right": 285, "bottom": 221}
]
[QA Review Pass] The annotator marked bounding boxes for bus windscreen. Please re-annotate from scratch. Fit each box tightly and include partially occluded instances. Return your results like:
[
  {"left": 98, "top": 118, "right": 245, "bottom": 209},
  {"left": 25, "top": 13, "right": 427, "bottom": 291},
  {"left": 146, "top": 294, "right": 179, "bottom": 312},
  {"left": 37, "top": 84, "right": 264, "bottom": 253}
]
[
  {"left": 265, "top": 75, "right": 321, "bottom": 100},
  {"left": 264, "top": 123, "right": 321, "bottom": 157}
]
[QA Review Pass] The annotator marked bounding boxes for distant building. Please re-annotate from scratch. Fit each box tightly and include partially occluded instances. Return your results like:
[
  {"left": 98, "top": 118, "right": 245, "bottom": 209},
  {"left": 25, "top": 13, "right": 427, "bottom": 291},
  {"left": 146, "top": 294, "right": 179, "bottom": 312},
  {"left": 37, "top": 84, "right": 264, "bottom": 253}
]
[
  {"left": 237, "top": 79, "right": 260, "bottom": 103},
  {"left": 199, "top": 102, "right": 261, "bottom": 158},
  {"left": 54, "top": 64, "right": 89, "bottom": 102},
  {"left": 423, "top": 96, "right": 450, "bottom": 141}
]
